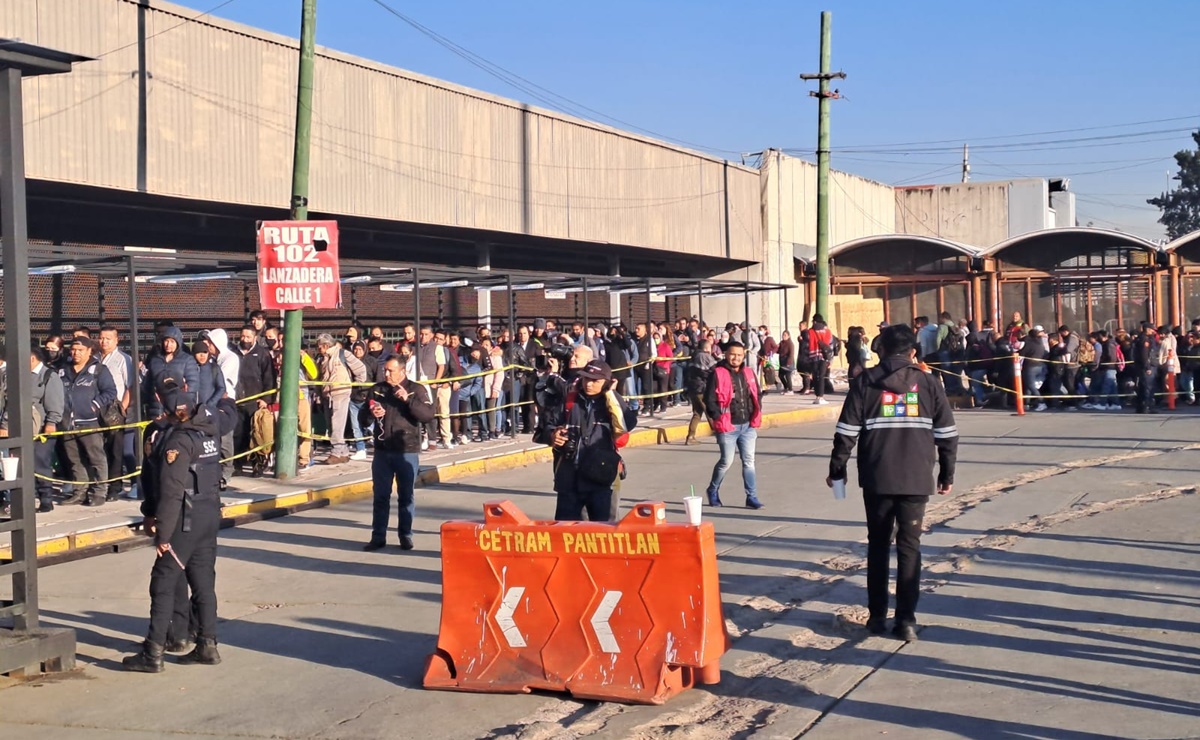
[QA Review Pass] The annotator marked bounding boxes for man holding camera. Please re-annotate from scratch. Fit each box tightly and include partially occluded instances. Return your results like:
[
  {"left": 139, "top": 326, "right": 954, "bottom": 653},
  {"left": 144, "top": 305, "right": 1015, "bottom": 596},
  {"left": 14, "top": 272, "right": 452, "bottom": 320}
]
[
  {"left": 360, "top": 357, "right": 436, "bottom": 552},
  {"left": 542, "top": 360, "right": 637, "bottom": 522}
]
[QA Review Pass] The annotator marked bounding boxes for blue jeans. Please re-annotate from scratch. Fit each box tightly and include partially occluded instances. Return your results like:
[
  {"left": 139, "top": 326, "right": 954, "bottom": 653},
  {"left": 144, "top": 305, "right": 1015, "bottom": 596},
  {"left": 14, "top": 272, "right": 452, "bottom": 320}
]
[
  {"left": 625, "top": 376, "right": 639, "bottom": 410},
  {"left": 707, "top": 423, "right": 757, "bottom": 500},
  {"left": 348, "top": 400, "right": 367, "bottom": 452},
  {"left": 1180, "top": 370, "right": 1195, "bottom": 403},
  {"left": 1092, "top": 368, "right": 1118, "bottom": 406},
  {"left": 371, "top": 450, "right": 419, "bottom": 541},
  {"left": 671, "top": 362, "right": 686, "bottom": 401},
  {"left": 968, "top": 369, "right": 989, "bottom": 405}
]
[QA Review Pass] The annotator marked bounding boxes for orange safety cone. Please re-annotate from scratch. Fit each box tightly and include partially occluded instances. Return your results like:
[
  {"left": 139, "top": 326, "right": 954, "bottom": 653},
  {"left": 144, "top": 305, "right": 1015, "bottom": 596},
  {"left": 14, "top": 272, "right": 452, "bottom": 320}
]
[
  {"left": 1012, "top": 352, "right": 1024, "bottom": 416},
  {"left": 1166, "top": 366, "right": 1177, "bottom": 410}
]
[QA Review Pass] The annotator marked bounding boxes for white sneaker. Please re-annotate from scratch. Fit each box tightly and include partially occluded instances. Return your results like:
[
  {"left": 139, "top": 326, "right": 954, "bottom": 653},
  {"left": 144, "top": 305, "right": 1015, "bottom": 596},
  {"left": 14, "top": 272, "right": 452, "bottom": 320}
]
[
  {"left": 1080, "top": 403, "right": 1094, "bottom": 410},
  {"left": 421, "top": 438, "right": 429, "bottom": 451},
  {"left": 350, "top": 449, "right": 367, "bottom": 461},
  {"left": 816, "top": 397, "right": 830, "bottom": 406},
  {"left": 1105, "top": 404, "right": 1120, "bottom": 411},
  {"left": 1065, "top": 406, "right": 1078, "bottom": 412},
  {"left": 1035, "top": 404, "right": 1047, "bottom": 412},
  {"left": 458, "top": 434, "right": 471, "bottom": 445}
]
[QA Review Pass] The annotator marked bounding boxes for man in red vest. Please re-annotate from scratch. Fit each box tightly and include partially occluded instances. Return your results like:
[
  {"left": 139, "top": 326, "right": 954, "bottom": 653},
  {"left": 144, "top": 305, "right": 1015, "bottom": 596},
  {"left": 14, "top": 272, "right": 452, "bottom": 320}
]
[{"left": 703, "top": 341, "right": 764, "bottom": 509}]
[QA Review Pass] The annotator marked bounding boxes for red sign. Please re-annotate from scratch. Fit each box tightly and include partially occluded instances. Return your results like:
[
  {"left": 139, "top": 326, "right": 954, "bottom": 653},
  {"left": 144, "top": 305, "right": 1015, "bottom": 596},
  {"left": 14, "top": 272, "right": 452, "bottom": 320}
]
[{"left": 257, "top": 220, "right": 341, "bottom": 310}]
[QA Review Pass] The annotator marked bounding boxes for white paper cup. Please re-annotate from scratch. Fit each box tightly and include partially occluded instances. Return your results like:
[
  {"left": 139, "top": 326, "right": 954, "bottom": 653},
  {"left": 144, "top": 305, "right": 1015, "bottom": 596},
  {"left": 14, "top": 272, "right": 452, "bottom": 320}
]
[
  {"left": 1, "top": 456, "right": 18, "bottom": 481},
  {"left": 683, "top": 496, "right": 703, "bottom": 525},
  {"left": 831, "top": 479, "right": 847, "bottom": 500}
]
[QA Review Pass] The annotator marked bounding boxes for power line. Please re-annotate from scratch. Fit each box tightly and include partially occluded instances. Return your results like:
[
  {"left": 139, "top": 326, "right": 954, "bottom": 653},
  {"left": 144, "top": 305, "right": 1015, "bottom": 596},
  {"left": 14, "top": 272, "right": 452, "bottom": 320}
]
[
  {"left": 817, "top": 114, "right": 1200, "bottom": 151},
  {"left": 366, "top": 0, "right": 742, "bottom": 156},
  {"left": 819, "top": 128, "right": 1198, "bottom": 156}
]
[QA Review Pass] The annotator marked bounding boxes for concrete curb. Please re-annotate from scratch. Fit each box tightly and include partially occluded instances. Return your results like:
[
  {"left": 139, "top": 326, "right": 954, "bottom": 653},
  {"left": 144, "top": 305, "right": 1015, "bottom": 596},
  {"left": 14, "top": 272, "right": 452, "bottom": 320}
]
[{"left": 3, "top": 403, "right": 840, "bottom": 563}]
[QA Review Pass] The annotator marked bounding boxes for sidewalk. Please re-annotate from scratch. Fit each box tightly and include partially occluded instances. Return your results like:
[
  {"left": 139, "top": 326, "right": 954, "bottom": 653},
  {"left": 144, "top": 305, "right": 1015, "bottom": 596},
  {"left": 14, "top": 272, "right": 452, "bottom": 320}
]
[{"left": 1, "top": 390, "right": 842, "bottom": 564}]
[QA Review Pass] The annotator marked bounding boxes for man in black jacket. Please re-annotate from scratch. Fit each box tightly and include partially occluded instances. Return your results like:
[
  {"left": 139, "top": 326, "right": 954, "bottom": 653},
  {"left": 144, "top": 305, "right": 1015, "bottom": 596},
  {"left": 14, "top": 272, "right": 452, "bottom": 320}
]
[
  {"left": 634, "top": 323, "right": 654, "bottom": 417},
  {"left": 827, "top": 324, "right": 958, "bottom": 642},
  {"left": 234, "top": 325, "right": 276, "bottom": 468},
  {"left": 361, "top": 357, "right": 436, "bottom": 551},
  {"left": 59, "top": 337, "right": 118, "bottom": 506}
]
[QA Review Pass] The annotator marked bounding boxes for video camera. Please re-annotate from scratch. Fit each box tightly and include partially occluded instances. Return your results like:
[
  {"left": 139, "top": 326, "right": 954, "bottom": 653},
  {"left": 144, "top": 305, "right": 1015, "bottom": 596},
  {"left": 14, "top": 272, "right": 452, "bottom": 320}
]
[{"left": 534, "top": 343, "right": 574, "bottom": 373}]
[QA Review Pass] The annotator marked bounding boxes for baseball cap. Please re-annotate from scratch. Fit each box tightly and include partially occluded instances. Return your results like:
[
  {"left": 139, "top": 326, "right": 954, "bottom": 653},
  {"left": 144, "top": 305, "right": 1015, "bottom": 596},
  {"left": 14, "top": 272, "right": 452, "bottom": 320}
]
[
  {"left": 1033, "top": 325, "right": 1044, "bottom": 333},
  {"left": 877, "top": 321, "right": 889, "bottom": 329},
  {"left": 577, "top": 360, "right": 612, "bottom": 381}
]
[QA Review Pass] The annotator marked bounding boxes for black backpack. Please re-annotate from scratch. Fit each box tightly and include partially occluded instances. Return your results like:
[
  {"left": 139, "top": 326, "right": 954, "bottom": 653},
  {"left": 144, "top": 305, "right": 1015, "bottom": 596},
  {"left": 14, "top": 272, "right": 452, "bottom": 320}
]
[{"left": 940, "top": 328, "right": 966, "bottom": 357}]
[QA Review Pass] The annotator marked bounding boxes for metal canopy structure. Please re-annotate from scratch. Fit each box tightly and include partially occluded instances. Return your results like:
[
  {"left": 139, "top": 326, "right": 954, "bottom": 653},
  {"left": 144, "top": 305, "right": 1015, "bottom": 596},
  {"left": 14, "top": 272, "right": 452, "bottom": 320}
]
[
  {"left": 22, "top": 243, "right": 796, "bottom": 330},
  {"left": 1, "top": 39, "right": 89, "bottom": 680}
]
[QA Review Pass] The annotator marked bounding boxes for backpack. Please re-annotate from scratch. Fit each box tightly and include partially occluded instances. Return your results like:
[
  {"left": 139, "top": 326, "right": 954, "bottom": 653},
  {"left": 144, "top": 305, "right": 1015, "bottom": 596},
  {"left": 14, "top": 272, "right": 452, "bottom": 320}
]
[
  {"left": 825, "top": 335, "right": 842, "bottom": 361},
  {"left": 939, "top": 328, "right": 967, "bottom": 357},
  {"left": 1076, "top": 340, "right": 1095, "bottom": 367}
]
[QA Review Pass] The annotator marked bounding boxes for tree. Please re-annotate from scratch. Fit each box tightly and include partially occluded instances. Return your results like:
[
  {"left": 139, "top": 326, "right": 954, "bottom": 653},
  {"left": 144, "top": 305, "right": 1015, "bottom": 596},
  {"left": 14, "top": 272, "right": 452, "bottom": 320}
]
[{"left": 1148, "top": 130, "right": 1200, "bottom": 240}]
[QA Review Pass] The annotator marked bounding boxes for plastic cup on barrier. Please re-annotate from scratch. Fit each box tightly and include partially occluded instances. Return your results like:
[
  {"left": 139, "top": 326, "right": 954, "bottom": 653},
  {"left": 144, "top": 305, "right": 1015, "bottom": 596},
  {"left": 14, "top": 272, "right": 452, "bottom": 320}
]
[
  {"left": 831, "top": 479, "right": 847, "bottom": 500},
  {"left": 1, "top": 456, "right": 18, "bottom": 480},
  {"left": 683, "top": 496, "right": 703, "bottom": 525}
]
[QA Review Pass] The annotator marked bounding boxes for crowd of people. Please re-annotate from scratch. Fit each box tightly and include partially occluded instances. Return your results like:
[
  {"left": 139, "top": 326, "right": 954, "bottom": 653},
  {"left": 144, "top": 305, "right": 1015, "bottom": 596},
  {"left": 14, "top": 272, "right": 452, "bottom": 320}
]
[
  {"left": 906, "top": 310, "right": 1193, "bottom": 414},
  {"left": 0, "top": 312, "right": 833, "bottom": 518},
  {"left": 6, "top": 303, "right": 1194, "bottom": 520}
]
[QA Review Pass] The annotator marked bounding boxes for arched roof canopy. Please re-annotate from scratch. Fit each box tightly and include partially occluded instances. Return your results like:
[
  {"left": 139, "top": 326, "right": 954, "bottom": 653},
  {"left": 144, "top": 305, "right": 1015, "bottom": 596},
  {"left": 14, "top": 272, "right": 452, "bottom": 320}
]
[
  {"left": 830, "top": 234, "right": 978, "bottom": 278},
  {"left": 1164, "top": 230, "right": 1200, "bottom": 265},
  {"left": 981, "top": 227, "right": 1161, "bottom": 272}
]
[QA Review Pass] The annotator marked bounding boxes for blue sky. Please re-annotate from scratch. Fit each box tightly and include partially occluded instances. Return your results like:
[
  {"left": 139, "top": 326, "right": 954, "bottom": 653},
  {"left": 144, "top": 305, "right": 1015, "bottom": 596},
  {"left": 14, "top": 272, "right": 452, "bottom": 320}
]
[{"left": 178, "top": 0, "right": 1199, "bottom": 239}]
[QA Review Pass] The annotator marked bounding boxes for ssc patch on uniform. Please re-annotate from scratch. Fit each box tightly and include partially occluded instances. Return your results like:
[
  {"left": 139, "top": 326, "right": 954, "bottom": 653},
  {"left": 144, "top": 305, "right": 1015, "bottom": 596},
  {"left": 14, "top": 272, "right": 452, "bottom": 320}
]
[
  {"left": 895, "top": 404, "right": 908, "bottom": 416},
  {"left": 906, "top": 392, "right": 919, "bottom": 405},
  {"left": 882, "top": 405, "right": 896, "bottom": 417}
]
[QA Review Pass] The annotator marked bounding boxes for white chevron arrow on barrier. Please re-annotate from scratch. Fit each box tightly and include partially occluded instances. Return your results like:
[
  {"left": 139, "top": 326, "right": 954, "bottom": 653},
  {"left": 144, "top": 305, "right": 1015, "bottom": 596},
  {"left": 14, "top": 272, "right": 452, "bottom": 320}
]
[
  {"left": 590, "top": 590, "right": 623, "bottom": 654},
  {"left": 495, "top": 586, "right": 526, "bottom": 648}
]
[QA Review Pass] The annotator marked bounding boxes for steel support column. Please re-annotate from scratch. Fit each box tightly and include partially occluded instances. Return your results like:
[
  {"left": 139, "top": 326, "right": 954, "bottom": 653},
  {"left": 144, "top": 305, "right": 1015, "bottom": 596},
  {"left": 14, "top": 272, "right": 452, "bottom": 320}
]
[
  {"left": 0, "top": 66, "right": 37, "bottom": 632},
  {"left": 126, "top": 256, "right": 142, "bottom": 470}
]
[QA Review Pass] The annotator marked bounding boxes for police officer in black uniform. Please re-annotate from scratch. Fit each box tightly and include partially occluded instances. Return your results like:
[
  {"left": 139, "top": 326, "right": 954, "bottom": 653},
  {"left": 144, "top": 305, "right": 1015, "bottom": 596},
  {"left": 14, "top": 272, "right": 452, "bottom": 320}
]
[{"left": 124, "top": 383, "right": 228, "bottom": 672}]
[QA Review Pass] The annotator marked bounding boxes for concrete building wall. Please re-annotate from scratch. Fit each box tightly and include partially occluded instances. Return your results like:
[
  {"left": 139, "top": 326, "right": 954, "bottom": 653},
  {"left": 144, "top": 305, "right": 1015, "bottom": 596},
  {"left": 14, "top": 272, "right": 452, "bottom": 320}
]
[
  {"left": 1, "top": 0, "right": 761, "bottom": 260},
  {"left": 1007, "top": 179, "right": 1053, "bottom": 237},
  {"left": 714, "top": 150, "right": 895, "bottom": 334},
  {"left": 894, "top": 182, "right": 1010, "bottom": 247}
]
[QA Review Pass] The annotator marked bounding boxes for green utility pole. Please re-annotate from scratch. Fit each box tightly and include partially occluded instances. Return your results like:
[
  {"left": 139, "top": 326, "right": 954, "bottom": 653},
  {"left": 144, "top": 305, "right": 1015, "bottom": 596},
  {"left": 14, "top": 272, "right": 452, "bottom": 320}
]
[
  {"left": 275, "top": 0, "right": 316, "bottom": 480},
  {"left": 800, "top": 11, "right": 845, "bottom": 320}
]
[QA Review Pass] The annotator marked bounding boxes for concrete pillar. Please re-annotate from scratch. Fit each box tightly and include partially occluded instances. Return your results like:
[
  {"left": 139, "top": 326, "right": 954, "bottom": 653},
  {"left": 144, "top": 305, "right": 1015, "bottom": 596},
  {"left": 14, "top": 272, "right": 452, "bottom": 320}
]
[
  {"left": 608, "top": 254, "right": 621, "bottom": 324},
  {"left": 476, "top": 242, "right": 492, "bottom": 329}
]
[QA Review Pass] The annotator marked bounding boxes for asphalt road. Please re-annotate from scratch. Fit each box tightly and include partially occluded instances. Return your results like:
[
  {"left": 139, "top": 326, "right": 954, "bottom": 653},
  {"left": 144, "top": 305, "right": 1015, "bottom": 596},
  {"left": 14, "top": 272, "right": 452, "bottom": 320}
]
[{"left": 1, "top": 409, "right": 1198, "bottom": 739}]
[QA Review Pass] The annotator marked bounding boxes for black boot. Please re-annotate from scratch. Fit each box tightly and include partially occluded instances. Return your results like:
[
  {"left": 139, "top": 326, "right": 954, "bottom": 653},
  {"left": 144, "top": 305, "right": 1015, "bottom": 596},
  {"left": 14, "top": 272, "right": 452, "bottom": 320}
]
[
  {"left": 122, "top": 641, "right": 165, "bottom": 673},
  {"left": 177, "top": 637, "right": 222, "bottom": 666},
  {"left": 164, "top": 634, "right": 196, "bottom": 654},
  {"left": 59, "top": 489, "right": 85, "bottom": 506},
  {"left": 37, "top": 498, "right": 54, "bottom": 513}
]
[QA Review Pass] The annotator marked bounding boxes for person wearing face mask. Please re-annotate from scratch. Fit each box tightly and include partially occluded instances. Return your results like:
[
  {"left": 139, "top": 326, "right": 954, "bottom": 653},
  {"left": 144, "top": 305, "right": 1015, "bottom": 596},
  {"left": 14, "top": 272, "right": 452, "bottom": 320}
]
[
  {"left": 42, "top": 335, "right": 67, "bottom": 370},
  {"left": 234, "top": 325, "right": 276, "bottom": 471}
]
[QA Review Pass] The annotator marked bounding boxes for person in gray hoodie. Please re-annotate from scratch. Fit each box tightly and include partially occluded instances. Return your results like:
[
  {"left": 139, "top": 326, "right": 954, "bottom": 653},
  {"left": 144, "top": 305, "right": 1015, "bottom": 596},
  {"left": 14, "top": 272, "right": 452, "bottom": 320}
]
[
  {"left": 0, "top": 346, "right": 65, "bottom": 513},
  {"left": 144, "top": 327, "right": 199, "bottom": 418},
  {"left": 684, "top": 339, "right": 719, "bottom": 444}
]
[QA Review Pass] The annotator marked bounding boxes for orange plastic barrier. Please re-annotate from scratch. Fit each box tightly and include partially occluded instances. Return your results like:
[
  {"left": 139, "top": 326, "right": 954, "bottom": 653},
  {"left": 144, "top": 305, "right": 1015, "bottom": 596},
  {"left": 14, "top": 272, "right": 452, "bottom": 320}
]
[{"left": 423, "top": 500, "right": 730, "bottom": 704}]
